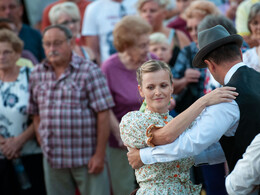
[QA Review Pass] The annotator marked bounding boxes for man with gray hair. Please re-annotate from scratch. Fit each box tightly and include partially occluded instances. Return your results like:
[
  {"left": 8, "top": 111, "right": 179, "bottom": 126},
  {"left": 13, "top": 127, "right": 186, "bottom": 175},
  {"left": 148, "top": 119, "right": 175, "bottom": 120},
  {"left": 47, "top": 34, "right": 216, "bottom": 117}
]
[{"left": 28, "top": 24, "right": 114, "bottom": 195}]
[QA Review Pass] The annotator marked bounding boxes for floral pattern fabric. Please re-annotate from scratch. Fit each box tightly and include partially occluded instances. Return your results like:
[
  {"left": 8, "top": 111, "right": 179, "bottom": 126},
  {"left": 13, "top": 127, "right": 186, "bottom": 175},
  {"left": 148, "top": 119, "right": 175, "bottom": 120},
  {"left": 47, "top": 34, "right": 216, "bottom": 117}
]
[
  {"left": 0, "top": 67, "right": 41, "bottom": 158},
  {"left": 120, "top": 110, "right": 201, "bottom": 194}
]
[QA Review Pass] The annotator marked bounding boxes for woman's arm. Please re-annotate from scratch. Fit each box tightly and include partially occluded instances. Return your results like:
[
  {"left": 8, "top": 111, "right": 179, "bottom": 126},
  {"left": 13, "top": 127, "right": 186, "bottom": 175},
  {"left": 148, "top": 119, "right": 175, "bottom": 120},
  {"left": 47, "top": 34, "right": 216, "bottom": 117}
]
[
  {"left": 151, "top": 87, "right": 238, "bottom": 145},
  {"left": 0, "top": 123, "right": 35, "bottom": 159},
  {"left": 110, "top": 110, "right": 124, "bottom": 148}
]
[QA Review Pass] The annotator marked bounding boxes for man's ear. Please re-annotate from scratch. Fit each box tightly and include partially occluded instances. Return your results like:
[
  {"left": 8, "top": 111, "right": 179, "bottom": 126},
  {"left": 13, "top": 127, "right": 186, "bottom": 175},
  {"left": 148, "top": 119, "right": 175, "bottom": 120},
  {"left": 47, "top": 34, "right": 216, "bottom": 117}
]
[
  {"left": 204, "top": 59, "right": 216, "bottom": 73},
  {"left": 138, "top": 85, "right": 144, "bottom": 98}
]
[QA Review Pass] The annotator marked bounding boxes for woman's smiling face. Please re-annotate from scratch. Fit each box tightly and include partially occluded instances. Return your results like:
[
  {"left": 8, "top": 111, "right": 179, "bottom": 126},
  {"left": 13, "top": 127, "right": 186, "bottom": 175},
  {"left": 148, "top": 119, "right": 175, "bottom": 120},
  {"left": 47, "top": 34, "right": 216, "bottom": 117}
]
[{"left": 138, "top": 69, "right": 174, "bottom": 113}]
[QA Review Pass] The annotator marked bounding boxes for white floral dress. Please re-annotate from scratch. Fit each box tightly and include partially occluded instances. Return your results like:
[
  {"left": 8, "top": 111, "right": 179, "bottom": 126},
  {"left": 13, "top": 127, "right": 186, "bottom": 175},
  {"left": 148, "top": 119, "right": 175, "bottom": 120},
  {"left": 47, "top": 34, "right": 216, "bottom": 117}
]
[{"left": 120, "top": 109, "right": 201, "bottom": 195}]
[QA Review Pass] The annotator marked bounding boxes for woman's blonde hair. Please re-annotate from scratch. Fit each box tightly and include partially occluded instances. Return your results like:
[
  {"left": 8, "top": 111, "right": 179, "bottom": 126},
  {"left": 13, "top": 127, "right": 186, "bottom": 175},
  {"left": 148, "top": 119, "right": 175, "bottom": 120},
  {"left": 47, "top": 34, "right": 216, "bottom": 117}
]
[
  {"left": 113, "top": 15, "right": 152, "bottom": 52},
  {"left": 49, "top": 2, "right": 80, "bottom": 25},
  {"left": 137, "top": 60, "right": 173, "bottom": 86},
  {"left": 184, "top": 0, "right": 220, "bottom": 20},
  {"left": 137, "top": 0, "right": 170, "bottom": 11},
  {"left": 0, "top": 29, "right": 23, "bottom": 53},
  {"left": 149, "top": 32, "right": 169, "bottom": 45}
]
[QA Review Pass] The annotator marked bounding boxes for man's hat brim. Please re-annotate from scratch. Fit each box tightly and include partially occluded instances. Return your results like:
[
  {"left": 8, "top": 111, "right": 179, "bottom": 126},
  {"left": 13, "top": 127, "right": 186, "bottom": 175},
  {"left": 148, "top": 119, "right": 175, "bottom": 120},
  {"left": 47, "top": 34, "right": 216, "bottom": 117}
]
[{"left": 192, "top": 34, "right": 243, "bottom": 68}]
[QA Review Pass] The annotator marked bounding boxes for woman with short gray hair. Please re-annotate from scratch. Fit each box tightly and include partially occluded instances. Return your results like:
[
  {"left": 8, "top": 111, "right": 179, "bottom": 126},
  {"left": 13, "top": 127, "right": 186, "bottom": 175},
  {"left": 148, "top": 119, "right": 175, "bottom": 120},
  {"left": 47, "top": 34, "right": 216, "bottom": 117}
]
[{"left": 48, "top": 2, "right": 95, "bottom": 62}]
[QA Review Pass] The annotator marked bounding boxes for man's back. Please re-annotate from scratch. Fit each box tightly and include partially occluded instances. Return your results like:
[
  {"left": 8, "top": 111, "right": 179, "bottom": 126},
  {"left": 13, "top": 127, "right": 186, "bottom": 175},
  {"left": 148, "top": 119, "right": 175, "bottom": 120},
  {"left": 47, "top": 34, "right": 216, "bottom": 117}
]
[{"left": 220, "top": 65, "right": 260, "bottom": 171}]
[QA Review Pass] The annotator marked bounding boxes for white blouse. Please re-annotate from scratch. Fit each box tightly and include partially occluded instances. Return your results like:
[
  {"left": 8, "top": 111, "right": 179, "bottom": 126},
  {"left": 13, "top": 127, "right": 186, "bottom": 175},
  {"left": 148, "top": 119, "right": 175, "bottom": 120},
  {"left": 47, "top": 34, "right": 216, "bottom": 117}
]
[{"left": 0, "top": 67, "right": 41, "bottom": 157}]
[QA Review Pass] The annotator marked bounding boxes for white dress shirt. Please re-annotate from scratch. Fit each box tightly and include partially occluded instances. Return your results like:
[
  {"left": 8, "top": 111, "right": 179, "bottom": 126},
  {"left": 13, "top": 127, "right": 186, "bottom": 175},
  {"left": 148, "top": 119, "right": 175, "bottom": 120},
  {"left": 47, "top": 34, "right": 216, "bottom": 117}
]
[
  {"left": 140, "top": 63, "right": 245, "bottom": 165},
  {"left": 225, "top": 133, "right": 260, "bottom": 195}
]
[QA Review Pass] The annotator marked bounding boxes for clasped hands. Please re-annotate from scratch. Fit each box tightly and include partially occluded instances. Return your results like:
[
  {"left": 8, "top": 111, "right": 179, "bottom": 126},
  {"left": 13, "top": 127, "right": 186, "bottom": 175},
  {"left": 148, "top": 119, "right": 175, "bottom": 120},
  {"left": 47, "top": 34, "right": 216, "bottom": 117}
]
[{"left": 0, "top": 136, "right": 22, "bottom": 160}]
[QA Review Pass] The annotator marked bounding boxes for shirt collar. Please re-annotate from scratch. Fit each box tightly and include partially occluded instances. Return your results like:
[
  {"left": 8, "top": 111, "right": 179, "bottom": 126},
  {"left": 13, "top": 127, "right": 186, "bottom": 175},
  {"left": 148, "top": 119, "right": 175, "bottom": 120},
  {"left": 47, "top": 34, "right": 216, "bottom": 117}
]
[{"left": 224, "top": 62, "right": 246, "bottom": 85}]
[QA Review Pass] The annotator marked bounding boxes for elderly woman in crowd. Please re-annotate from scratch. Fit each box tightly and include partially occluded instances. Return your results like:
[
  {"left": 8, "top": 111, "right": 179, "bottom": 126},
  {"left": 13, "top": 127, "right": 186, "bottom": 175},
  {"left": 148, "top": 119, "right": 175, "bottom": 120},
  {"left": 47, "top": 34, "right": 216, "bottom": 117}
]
[
  {"left": 49, "top": 1, "right": 95, "bottom": 62},
  {"left": 172, "top": 0, "right": 220, "bottom": 113},
  {"left": 240, "top": 2, "right": 260, "bottom": 48},
  {"left": 0, "top": 29, "right": 45, "bottom": 195},
  {"left": 243, "top": 3, "right": 260, "bottom": 71},
  {"left": 101, "top": 15, "right": 157, "bottom": 195},
  {"left": 137, "top": 0, "right": 190, "bottom": 67},
  {"left": 167, "top": 0, "right": 194, "bottom": 40}
]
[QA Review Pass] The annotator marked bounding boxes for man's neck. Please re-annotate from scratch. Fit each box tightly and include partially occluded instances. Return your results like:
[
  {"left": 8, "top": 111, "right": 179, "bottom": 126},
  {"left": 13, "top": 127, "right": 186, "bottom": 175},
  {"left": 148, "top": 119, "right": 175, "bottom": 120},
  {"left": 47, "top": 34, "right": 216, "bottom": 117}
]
[
  {"left": 52, "top": 63, "right": 70, "bottom": 79},
  {"left": 16, "top": 22, "right": 22, "bottom": 33},
  {"left": 222, "top": 59, "right": 243, "bottom": 85}
]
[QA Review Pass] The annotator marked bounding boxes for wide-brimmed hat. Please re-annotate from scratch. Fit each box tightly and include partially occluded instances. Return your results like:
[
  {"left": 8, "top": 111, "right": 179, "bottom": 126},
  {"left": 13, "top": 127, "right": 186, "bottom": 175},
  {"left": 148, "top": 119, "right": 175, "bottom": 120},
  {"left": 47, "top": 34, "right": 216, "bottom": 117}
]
[{"left": 192, "top": 25, "right": 243, "bottom": 68}]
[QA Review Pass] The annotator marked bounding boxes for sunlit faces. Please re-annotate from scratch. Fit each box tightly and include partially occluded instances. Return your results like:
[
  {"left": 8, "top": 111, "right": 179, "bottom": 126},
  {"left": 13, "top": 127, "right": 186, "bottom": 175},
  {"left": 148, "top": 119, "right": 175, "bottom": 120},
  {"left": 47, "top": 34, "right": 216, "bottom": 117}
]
[
  {"left": 186, "top": 17, "right": 202, "bottom": 44},
  {"left": 42, "top": 28, "right": 72, "bottom": 65},
  {"left": 138, "top": 69, "right": 174, "bottom": 113},
  {"left": 139, "top": 1, "right": 165, "bottom": 28},
  {"left": 126, "top": 34, "right": 150, "bottom": 65},
  {"left": 0, "top": 42, "right": 19, "bottom": 70},
  {"left": 149, "top": 43, "right": 172, "bottom": 63},
  {"left": 56, "top": 13, "right": 80, "bottom": 38},
  {"left": 249, "top": 14, "right": 260, "bottom": 40}
]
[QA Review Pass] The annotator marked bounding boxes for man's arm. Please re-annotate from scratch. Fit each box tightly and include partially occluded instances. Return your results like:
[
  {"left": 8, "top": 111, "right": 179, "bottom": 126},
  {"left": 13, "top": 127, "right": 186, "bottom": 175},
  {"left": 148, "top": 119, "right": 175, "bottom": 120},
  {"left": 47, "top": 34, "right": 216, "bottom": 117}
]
[
  {"left": 130, "top": 101, "right": 239, "bottom": 168},
  {"left": 225, "top": 134, "right": 260, "bottom": 195},
  {"left": 152, "top": 87, "right": 238, "bottom": 145},
  {"left": 33, "top": 115, "right": 41, "bottom": 145},
  {"left": 88, "top": 109, "right": 110, "bottom": 174}
]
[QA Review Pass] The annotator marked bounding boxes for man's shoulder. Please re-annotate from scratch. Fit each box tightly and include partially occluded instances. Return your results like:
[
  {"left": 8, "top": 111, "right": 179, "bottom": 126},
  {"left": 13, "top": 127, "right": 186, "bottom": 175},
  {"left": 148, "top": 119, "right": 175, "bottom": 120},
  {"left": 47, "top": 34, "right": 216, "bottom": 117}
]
[
  {"left": 73, "top": 55, "right": 102, "bottom": 76},
  {"left": 20, "top": 24, "right": 42, "bottom": 38}
]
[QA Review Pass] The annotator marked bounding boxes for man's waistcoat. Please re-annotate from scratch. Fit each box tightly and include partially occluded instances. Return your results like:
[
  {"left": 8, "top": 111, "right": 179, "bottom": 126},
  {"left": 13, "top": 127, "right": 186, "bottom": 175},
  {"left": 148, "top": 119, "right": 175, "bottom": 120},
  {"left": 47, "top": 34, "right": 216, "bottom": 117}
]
[{"left": 220, "top": 66, "right": 260, "bottom": 171}]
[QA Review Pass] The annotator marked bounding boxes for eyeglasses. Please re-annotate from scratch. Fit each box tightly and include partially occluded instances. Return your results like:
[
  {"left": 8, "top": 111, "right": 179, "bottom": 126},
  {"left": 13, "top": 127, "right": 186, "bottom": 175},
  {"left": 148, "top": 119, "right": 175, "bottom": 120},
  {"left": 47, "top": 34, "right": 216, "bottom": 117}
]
[
  {"left": 186, "top": 26, "right": 198, "bottom": 33},
  {"left": 0, "top": 4, "right": 18, "bottom": 12},
  {"left": 59, "top": 19, "right": 79, "bottom": 26},
  {"left": 43, "top": 39, "right": 68, "bottom": 48}
]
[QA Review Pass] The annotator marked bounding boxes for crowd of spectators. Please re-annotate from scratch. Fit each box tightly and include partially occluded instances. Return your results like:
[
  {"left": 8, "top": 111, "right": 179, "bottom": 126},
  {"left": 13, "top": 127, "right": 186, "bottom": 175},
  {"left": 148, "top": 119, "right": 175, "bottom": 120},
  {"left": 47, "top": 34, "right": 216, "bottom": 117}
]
[{"left": 0, "top": 0, "right": 260, "bottom": 195}]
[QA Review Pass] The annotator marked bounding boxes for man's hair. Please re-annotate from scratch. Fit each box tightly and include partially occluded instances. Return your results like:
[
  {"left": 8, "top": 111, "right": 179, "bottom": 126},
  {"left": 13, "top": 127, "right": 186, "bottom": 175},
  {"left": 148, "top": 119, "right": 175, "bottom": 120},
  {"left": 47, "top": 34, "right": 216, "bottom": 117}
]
[
  {"left": 42, "top": 24, "right": 73, "bottom": 40},
  {"left": 203, "top": 43, "right": 242, "bottom": 64}
]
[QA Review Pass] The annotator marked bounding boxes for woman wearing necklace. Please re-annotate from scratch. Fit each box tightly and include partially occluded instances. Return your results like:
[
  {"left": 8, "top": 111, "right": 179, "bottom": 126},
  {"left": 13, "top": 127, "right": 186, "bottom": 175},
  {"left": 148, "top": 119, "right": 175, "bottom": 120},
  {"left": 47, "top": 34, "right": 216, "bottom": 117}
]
[
  {"left": 120, "top": 60, "right": 238, "bottom": 194},
  {"left": 0, "top": 29, "right": 45, "bottom": 195}
]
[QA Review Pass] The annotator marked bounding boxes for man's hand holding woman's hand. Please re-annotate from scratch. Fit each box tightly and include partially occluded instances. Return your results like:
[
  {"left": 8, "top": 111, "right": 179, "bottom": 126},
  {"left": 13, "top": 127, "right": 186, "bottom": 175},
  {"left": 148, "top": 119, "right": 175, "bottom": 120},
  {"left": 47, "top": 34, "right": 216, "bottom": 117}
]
[{"left": 127, "top": 148, "right": 144, "bottom": 169}]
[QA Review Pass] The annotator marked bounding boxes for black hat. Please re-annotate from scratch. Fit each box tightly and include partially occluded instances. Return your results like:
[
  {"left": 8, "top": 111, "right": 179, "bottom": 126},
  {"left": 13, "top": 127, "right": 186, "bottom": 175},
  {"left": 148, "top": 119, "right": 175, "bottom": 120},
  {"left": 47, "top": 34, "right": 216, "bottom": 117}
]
[{"left": 192, "top": 25, "right": 243, "bottom": 68}]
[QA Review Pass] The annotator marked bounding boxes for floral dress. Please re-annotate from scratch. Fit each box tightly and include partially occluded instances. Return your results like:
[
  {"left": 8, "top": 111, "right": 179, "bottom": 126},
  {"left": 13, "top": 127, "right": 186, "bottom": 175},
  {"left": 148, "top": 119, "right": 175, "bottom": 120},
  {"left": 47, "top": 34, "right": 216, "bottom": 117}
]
[{"left": 120, "top": 109, "right": 201, "bottom": 195}]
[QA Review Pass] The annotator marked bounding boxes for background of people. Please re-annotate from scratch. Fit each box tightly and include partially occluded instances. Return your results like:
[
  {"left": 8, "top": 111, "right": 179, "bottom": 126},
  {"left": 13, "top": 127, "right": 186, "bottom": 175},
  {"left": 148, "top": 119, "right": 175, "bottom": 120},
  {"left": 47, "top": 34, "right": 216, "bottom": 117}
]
[
  {"left": 0, "top": 0, "right": 260, "bottom": 194},
  {"left": 0, "top": 29, "right": 45, "bottom": 195},
  {"left": 101, "top": 15, "right": 155, "bottom": 195}
]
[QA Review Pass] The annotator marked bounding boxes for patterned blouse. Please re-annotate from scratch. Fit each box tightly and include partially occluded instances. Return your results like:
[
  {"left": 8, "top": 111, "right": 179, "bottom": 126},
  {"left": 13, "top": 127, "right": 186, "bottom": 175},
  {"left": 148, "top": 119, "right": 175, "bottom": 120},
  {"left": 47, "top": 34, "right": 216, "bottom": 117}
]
[
  {"left": 120, "top": 109, "right": 201, "bottom": 194},
  {"left": 0, "top": 67, "right": 41, "bottom": 158}
]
